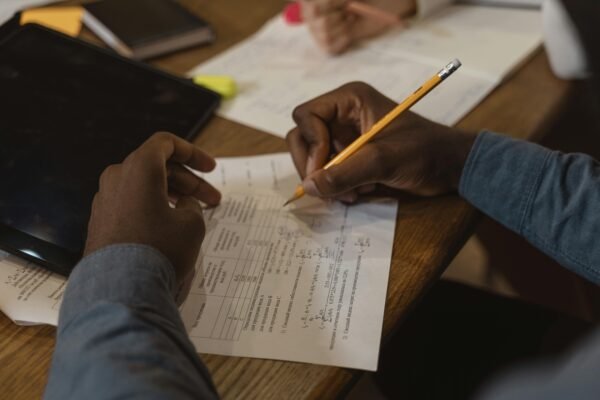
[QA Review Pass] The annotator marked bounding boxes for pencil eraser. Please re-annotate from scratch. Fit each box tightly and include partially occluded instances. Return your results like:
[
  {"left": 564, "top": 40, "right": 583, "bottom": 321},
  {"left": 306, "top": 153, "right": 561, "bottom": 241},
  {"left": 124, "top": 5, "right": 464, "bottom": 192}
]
[
  {"left": 193, "top": 75, "right": 237, "bottom": 99},
  {"left": 283, "top": 2, "right": 303, "bottom": 25}
]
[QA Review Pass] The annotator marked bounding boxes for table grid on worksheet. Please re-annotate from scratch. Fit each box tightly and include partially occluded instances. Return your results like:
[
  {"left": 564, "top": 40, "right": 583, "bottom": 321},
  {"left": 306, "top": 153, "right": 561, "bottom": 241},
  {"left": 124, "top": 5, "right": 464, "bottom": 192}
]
[{"left": 188, "top": 193, "right": 289, "bottom": 341}]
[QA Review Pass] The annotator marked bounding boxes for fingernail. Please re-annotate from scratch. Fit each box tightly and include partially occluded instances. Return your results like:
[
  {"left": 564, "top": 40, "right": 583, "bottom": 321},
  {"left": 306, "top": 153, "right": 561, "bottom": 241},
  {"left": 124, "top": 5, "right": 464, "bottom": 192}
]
[{"left": 303, "top": 179, "right": 322, "bottom": 196}]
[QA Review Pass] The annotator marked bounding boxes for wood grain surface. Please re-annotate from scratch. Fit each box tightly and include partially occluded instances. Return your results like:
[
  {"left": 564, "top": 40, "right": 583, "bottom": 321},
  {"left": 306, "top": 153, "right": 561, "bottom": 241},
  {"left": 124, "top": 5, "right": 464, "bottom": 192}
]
[{"left": 0, "top": 1, "right": 572, "bottom": 399}]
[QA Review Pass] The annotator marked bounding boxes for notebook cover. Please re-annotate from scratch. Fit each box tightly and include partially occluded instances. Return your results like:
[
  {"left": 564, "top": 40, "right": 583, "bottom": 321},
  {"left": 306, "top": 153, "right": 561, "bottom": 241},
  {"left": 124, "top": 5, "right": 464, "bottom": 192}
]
[{"left": 84, "top": 0, "right": 212, "bottom": 48}]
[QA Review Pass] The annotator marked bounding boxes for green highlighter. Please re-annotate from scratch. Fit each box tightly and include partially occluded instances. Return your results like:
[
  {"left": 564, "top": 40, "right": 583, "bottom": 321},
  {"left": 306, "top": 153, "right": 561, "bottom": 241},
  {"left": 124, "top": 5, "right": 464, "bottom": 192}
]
[{"left": 192, "top": 75, "right": 237, "bottom": 99}]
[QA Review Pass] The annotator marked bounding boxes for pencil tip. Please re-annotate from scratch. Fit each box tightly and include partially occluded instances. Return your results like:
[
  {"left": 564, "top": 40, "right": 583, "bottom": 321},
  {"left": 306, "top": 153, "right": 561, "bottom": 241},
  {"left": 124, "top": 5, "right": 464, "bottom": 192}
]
[{"left": 283, "top": 185, "right": 304, "bottom": 207}]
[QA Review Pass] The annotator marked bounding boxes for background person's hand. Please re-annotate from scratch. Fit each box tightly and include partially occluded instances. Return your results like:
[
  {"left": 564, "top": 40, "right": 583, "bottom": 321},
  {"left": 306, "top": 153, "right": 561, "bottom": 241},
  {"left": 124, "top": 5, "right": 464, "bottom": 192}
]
[
  {"left": 84, "top": 132, "right": 221, "bottom": 302},
  {"left": 301, "top": 0, "right": 417, "bottom": 54},
  {"left": 286, "top": 82, "right": 476, "bottom": 203}
]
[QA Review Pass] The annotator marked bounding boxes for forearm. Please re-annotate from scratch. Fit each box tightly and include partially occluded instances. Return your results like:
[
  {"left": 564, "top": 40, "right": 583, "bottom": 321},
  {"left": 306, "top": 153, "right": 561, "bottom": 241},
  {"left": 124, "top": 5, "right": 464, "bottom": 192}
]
[
  {"left": 459, "top": 132, "right": 600, "bottom": 284},
  {"left": 44, "top": 245, "right": 218, "bottom": 400}
]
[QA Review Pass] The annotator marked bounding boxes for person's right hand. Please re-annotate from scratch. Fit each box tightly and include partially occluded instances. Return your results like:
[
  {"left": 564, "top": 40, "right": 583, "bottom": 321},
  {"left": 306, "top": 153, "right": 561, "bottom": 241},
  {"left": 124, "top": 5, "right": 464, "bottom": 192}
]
[
  {"left": 286, "top": 82, "right": 477, "bottom": 203},
  {"left": 85, "top": 132, "right": 221, "bottom": 303},
  {"left": 301, "top": 0, "right": 417, "bottom": 54}
]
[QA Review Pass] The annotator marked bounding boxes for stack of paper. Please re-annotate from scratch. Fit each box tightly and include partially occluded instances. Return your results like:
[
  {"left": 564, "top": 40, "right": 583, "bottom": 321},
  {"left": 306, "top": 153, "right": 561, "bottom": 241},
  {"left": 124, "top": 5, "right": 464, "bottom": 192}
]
[
  {"left": 190, "top": 5, "right": 542, "bottom": 137},
  {"left": 0, "top": 154, "right": 397, "bottom": 370}
]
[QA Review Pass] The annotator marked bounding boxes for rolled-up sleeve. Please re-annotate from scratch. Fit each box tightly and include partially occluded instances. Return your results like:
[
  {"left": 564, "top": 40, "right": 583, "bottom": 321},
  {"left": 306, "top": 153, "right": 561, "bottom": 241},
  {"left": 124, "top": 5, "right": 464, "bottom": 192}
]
[
  {"left": 44, "top": 244, "right": 218, "bottom": 400},
  {"left": 459, "top": 131, "right": 600, "bottom": 284}
]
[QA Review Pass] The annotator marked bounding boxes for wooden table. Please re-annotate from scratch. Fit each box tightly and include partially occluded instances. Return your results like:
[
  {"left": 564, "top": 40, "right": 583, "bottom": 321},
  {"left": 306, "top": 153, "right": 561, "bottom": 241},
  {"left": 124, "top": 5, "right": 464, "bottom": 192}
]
[{"left": 0, "top": 1, "right": 572, "bottom": 398}]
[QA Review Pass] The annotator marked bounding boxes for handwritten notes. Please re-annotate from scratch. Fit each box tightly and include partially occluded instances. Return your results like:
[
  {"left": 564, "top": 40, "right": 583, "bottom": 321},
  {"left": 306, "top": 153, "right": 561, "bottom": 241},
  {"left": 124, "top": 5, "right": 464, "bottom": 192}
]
[
  {"left": 181, "top": 153, "right": 398, "bottom": 370},
  {"left": 190, "top": 5, "right": 541, "bottom": 137}
]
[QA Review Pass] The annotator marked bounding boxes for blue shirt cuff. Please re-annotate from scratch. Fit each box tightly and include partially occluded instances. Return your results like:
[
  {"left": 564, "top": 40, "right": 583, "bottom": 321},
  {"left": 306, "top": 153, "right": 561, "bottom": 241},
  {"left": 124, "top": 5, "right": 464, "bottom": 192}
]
[
  {"left": 459, "top": 131, "right": 550, "bottom": 235},
  {"left": 59, "top": 244, "right": 179, "bottom": 331}
]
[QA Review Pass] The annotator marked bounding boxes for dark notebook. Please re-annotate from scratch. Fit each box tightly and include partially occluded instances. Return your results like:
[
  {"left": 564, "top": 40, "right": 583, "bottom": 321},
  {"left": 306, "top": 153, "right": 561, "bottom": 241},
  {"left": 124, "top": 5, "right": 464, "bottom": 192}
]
[{"left": 83, "top": 0, "right": 215, "bottom": 60}]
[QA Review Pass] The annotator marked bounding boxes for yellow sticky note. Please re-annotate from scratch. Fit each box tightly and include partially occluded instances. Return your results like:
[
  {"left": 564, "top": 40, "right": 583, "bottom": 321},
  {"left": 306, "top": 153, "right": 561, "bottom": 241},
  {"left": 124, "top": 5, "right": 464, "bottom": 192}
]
[
  {"left": 20, "top": 6, "right": 84, "bottom": 38},
  {"left": 193, "top": 75, "right": 237, "bottom": 99}
]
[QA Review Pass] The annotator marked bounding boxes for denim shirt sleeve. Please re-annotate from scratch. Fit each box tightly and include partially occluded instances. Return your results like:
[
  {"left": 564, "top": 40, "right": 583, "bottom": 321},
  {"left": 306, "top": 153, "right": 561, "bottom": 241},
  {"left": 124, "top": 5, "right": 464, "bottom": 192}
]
[
  {"left": 43, "top": 244, "right": 218, "bottom": 400},
  {"left": 459, "top": 131, "right": 600, "bottom": 284}
]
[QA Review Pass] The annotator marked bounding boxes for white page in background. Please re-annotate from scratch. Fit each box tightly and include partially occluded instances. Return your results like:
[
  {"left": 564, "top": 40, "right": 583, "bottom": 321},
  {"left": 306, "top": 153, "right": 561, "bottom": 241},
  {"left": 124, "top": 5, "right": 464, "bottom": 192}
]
[
  {"left": 180, "top": 154, "right": 398, "bottom": 370},
  {"left": 0, "top": 0, "right": 52, "bottom": 25},
  {"left": 377, "top": 5, "right": 542, "bottom": 81},
  {"left": 0, "top": 251, "right": 65, "bottom": 326},
  {"left": 190, "top": 5, "right": 540, "bottom": 138},
  {"left": 191, "top": 17, "right": 497, "bottom": 137}
]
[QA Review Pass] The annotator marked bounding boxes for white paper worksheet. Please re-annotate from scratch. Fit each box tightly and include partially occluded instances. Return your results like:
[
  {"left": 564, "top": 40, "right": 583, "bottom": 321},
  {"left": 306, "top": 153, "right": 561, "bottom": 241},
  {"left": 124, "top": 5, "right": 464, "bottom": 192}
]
[
  {"left": 0, "top": 250, "right": 64, "bottom": 326},
  {"left": 190, "top": 5, "right": 542, "bottom": 138},
  {"left": 181, "top": 153, "right": 398, "bottom": 370},
  {"left": 0, "top": 153, "right": 398, "bottom": 371}
]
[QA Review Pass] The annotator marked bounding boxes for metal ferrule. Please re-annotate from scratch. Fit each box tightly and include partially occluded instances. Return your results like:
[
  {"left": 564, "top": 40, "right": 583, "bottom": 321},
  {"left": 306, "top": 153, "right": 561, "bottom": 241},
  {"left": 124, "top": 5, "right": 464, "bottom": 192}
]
[{"left": 437, "top": 59, "right": 462, "bottom": 80}]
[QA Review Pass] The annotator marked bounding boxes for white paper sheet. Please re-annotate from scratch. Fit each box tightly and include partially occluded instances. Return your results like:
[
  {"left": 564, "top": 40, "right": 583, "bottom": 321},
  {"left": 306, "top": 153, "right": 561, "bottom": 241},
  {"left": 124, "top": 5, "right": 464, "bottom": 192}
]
[
  {"left": 189, "top": 5, "right": 541, "bottom": 137},
  {"left": 0, "top": 154, "right": 397, "bottom": 370},
  {"left": 0, "top": 0, "right": 52, "bottom": 25},
  {"left": 181, "top": 153, "right": 398, "bottom": 370},
  {"left": 0, "top": 250, "right": 65, "bottom": 326}
]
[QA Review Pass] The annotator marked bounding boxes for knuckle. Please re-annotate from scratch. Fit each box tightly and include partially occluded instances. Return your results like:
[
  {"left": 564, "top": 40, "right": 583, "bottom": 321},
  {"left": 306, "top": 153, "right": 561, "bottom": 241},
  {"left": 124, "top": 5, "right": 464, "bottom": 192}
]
[
  {"left": 124, "top": 148, "right": 147, "bottom": 168},
  {"left": 321, "top": 169, "right": 343, "bottom": 193},
  {"left": 322, "top": 32, "right": 335, "bottom": 46},
  {"left": 302, "top": 2, "right": 318, "bottom": 17},
  {"left": 365, "top": 145, "right": 391, "bottom": 178},
  {"left": 286, "top": 127, "right": 299, "bottom": 144},
  {"left": 99, "top": 164, "right": 119, "bottom": 184},
  {"left": 327, "top": 42, "right": 346, "bottom": 55},
  {"left": 342, "top": 81, "right": 372, "bottom": 94},
  {"left": 292, "top": 104, "right": 308, "bottom": 123},
  {"left": 151, "top": 131, "right": 173, "bottom": 142},
  {"left": 144, "top": 131, "right": 173, "bottom": 151}
]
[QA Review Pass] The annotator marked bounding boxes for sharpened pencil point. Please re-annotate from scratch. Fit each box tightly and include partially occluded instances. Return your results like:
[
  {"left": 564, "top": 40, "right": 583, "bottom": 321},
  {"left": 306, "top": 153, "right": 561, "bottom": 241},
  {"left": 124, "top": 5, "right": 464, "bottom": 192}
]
[
  {"left": 283, "top": 185, "right": 305, "bottom": 207},
  {"left": 283, "top": 195, "right": 299, "bottom": 207}
]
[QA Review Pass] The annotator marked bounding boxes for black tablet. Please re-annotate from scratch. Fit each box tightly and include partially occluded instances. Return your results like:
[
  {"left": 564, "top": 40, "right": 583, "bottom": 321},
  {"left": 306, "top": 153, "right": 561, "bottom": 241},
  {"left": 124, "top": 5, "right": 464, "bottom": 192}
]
[{"left": 0, "top": 24, "right": 220, "bottom": 276}]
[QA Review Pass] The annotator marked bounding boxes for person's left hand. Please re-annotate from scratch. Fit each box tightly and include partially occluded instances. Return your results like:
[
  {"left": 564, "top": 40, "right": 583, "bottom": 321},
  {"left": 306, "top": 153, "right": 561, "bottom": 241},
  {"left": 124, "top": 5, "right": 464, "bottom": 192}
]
[
  {"left": 301, "top": 0, "right": 417, "bottom": 54},
  {"left": 84, "top": 132, "right": 221, "bottom": 303}
]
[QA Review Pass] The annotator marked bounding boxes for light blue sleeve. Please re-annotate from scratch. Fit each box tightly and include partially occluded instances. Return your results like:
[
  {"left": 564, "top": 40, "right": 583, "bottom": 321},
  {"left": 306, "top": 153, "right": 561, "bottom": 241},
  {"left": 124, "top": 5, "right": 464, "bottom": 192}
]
[
  {"left": 44, "top": 244, "right": 218, "bottom": 400},
  {"left": 459, "top": 131, "right": 600, "bottom": 284},
  {"left": 459, "top": 131, "right": 600, "bottom": 399}
]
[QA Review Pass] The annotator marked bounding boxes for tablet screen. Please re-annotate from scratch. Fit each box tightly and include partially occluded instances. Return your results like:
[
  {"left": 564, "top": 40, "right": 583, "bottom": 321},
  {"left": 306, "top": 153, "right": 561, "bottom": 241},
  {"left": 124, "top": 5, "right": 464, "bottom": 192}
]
[{"left": 0, "top": 25, "right": 219, "bottom": 274}]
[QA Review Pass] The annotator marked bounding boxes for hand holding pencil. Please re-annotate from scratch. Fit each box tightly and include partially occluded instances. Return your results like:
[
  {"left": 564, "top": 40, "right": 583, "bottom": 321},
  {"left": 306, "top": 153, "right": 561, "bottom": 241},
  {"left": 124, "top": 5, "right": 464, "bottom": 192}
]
[
  {"left": 299, "top": 0, "right": 416, "bottom": 54},
  {"left": 286, "top": 64, "right": 476, "bottom": 205}
]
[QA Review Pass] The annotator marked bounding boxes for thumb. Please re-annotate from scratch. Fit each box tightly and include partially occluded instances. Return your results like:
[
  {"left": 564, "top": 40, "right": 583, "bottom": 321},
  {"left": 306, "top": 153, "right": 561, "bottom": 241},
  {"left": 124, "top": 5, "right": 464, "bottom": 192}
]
[
  {"left": 302, "top": 144, "right": 383, "bottom": 197},
  {"left": 174, "top": 195, "right": 206, "bottom": 257},
  {"left": 175, "top": 196, "right": 205, "bottom": 232},
  {"left": 176, "top": 195, "right": 203, "bottom": 213}
]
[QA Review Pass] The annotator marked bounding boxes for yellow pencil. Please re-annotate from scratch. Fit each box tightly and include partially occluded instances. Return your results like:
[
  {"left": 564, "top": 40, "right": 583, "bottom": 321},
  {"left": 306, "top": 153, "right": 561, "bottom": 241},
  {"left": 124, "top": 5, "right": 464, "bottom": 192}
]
[{"left": 284, "top": 59, "right": 462, "bottom": 206}]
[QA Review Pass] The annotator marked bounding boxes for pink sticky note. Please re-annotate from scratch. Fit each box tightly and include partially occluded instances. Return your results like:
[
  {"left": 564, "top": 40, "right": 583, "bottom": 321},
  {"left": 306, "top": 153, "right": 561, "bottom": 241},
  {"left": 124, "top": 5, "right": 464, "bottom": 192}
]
[{"left": 283, "top": 2, "right": 303, "bottom": 25}]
